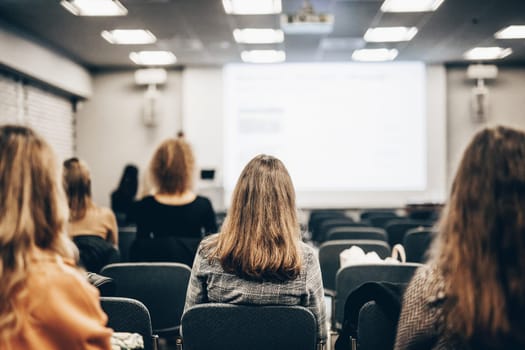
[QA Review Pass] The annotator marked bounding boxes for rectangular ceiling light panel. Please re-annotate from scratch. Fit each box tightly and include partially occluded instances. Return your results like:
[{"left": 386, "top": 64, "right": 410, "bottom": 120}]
[
  {"left": 364, "top": 26, "right": 418, "bottom": 42},
  {"left": 381, "top": 0, "right": 444, "bottom": 12},
  {"left": 129, "top": 51, "right": 177, "bottom": 65},
  {"left": 223, "top": 0, "right": 282, "bottom": 14},
  {"left": 495, "top": 25, "right": 525, "bottom": 39},
  {"left": 464, "top": 47, "right": 512, "bottom": 60},
  {"left": 60, "top": 0, "right": 128, "bottom": 16},
  {"left": 352, "top": 48, "right": 399, "bottom": 61},
  {"left": 102, "top": 30, "right": 157, "bottom": 44},
  {"left": 241, "top": 50, "right": 286, "bottom": 63},
  {"left": 233, "top": 28, "right": 284, "bottom": 44}
]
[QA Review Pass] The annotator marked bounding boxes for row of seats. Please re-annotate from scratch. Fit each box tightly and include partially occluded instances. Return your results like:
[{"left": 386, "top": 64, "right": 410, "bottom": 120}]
[
  {"left": 95, "top": 260, "right": 421, "bottom": 350},
  {"left": 102, "top": 297, "right": 320, "bottom": 350}
]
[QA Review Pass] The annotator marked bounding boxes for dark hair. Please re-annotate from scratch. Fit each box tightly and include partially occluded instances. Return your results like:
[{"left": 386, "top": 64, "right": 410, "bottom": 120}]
[
  {"left": 431, "top": 125, "right": 525, "bottom": 346},
  {"left": 116, "top": 164, "right": 138, "bottom": 198}
]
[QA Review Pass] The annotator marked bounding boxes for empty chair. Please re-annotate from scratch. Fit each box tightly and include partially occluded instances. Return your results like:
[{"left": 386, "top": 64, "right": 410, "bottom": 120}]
[
  {"left": 181, "top": 304, "right": 319, "bottom": 350},
  {"left": 317, "top": 218, "right": 356, "bottom": 242},
  {"left": 360, "top": 210, "right": 398, "bottom": 221},
  {"left": 100, "top": 297, "right": 158, "bottom": 350},
  {"left": 308, "top": 211, "right": 348, "bottom": 241},
  {"left": 334, "top": 263, "right": 421, "bottom": 330},
  {"left": 118, "top": 225, "right": 137, "bottom": 263},
  {"left": 368, "top": 215, "right": 402, "bottom": 228},
  {"left": 326, "top": 227, "right": 388, "bottom": 242},
  {"left": 403, "top": 228, "right": 435, "bottom": 263},
  {"left": 319, "top": 240, "right": 391, "bottom": 293},
  {"left": 385, "top": 219, "right": 434, "bottom": 246},
  {"left": 100, "top": 262, "right": 191, "bottom": 337}
]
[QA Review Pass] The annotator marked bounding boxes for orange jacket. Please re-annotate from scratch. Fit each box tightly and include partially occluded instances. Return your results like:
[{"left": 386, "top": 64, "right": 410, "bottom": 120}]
[{"left": 6, "top": 254, "right": 112, "bottom": 350}]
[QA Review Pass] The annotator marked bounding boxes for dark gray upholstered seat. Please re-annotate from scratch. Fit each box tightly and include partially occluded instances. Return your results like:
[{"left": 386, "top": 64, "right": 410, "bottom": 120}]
[
  {"left": 100, "top": 297, "right": 158, "bottom": 350},
  {"left": 100, "top": 262, "right": 191, "bottom": 337},
  {"left": 181, "top": 303, "right": 319, "bottom": 350},
  {"left": 403, "top": 228, "right": 435, "bottom": 263},
  {"left": 326, "top": 227, "right": 388, "bottom": 242}
]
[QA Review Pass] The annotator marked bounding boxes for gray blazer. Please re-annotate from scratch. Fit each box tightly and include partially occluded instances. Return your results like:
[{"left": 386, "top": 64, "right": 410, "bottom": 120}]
[{"left": 184, "top": 240, "right": 327, "bottom": 341}]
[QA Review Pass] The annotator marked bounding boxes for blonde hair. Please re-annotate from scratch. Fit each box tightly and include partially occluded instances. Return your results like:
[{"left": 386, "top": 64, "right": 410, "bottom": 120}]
[
  {"left": 63, "top": 158, "right": 92, "bottom": 221},
  {"left": 206, "top": 154, "right": 301, "bottom": 282},
  {"left": 0, "top": 125, "right": 74, "bottom": 346},
  {"left": 431, "top": 126, "right": 525, "bottom": 346},
  {"left": 149, "top": 137, "right": 195, "bottom": 194}
]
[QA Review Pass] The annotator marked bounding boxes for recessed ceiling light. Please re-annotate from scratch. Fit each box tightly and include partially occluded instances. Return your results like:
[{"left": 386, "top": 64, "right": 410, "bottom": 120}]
[
  {"left": 381, "top": 0, "right": 444, "bottom": 13},
  {"left": 60, "top": 0, "right": 127, "bottom": 16},
  {"left": 222, "top": 0, "right": 282, "bottom": 14},
  {"left": 495, "top": 25, "right": 525, "bottom": 39},
  {"left": 464, "top": 47, "right": 512, "bottom": 60},
  {"left": 364, "top": 27, "right": 418, "bottom": 42},
  {"left": 129, "top": 51, "right": 177, "bottom": 66},
  {"left": 241, "top": 50, "right": 286, "bottom": 63},
  {"left": 352, "top": 48, "right": 398, "bottom": 62},
  {"left": 233, "top": 28, "right": 284, "bottom": 44},
  {"left": 101, "top": 30, "right": 157, "bottom": 45}
]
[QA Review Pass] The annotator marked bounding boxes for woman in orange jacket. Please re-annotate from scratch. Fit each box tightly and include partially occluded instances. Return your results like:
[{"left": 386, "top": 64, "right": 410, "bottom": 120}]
[{"left": 0, "top": 125, "right": 112, "bottom": 350}]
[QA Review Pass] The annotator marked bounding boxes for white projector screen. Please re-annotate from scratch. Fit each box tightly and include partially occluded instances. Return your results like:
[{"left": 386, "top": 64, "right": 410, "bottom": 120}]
[{"left": 223, "top": 63, "right": 446, "bottom": 208}]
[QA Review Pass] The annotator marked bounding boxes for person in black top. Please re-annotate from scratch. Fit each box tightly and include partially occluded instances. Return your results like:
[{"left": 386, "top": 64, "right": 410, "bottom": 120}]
[
  {"left": 110, "top": 164, "right": 138, "bottom": 226},
  {"left": 130, "top": 135, "right": 217, "bottom": 266}
]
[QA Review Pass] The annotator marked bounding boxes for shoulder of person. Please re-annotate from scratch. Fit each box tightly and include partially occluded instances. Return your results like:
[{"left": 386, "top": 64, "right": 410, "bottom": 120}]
[{"left": 30, "top": 255, "right": 100, "bottom": 304}]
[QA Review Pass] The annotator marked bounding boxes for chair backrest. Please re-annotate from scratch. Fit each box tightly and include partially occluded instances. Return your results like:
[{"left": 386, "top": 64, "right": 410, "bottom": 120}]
[
  {"left": 360, "top": 210, "right": 398, "bottom": 221},
  {"left": 181, "top": 304, "right": 318, "bottom": 350},
  {"left": 118, "top": 225, "right": 137, "bottom": 263},
  {"left": 334, "top": 263, "right": 421, "bottom": 329},
  {"left": 403, "top": 228, "right": 435, "bottom": 263},
  {"left": 317, "top": 218, "right": 357, "bottom": 242},
  {"left": 327, "top": 227, "right": 388, "bottom": 242},
  {"left": 308, "top": 211, "right": 348, "bottom": 241},
  {"left": 100, "top": 262, "right": 191, "bottom": 335},
  {"left": 385, "top": 219, "right": 434, "bottom": 246},
  {"left": 100, "top": 297, "right": 156, "bottom": 350},
  {"left": 368, "top": 215, "right": 403, "bottom": 228},
  {"left": 319, "top": 240, "right": 392, "bottom": 292},
  {"left": 73, "top": 235, "right": 120, "bottom": 273},
  {"left": 357, "top": 301, "right": 396, "bottom": 350}
]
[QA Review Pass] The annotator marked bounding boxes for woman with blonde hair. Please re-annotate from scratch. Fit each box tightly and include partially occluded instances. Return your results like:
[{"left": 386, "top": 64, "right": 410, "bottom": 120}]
[
  {"left": 63, "top": 158, "right": 119, "bottom": 272},
  {"left": 395, "top": 126, "right": 525, "bottom": 349},
  {"left": 130, "top": 136, "right": 217, "bottom": 265},
  {"left": 0, "top": 125, "right": 111, "bottom": 349},
  {"left": 184, "top": 154, "right": 327, "bottom": 343}
]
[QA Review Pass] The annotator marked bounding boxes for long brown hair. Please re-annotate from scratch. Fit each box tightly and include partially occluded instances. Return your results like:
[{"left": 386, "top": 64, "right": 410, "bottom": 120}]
[
  {"left": 207, "top": 154, "right": 302, "bottom": 282},
  {"left": 149, "top": 137, "right": 195, "bottom": 194},
  {"left": 0, "top": 125, "right": 74, "bottom": 346},
  {"left": 63, "top": 157, "right": 92, "bottom": 221},
  {"left": 431, "top": 126, "right": 525, "bottom": 346}
]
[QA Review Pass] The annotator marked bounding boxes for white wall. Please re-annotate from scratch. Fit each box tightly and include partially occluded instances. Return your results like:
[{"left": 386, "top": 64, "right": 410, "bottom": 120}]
[
  {"left": 182, "top": 68, "right": 225, "bottom": 210},
  {"left": 446, "top": 66, "right": 525, "bottom": 189},
  {"left": 0, "top": 21, "right": 92, "bottom": 98},
  {"left": 76, "top": 70, "right": 182, "bottom": 207}
]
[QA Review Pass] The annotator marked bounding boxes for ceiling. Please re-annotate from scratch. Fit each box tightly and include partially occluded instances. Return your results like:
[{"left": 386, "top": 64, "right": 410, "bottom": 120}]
[{"left": 1, "top": 0, "right": 525, "bottom": 70}]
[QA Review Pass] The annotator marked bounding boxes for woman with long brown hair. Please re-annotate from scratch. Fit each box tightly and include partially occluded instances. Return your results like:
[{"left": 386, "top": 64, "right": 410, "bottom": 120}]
[
  {"left": 395, "top": 126, "right": 525, "bottom": 349},
  {"left": 63, "top": 158, "right": 119, "bottom": 272},
  {"left": 130, "top": 136, "right": 217, "bottom": 265},
  {"left": 0, "top": 125, "right": 111, "bottom": 349},
  {"left": 184, "top": 154, "right": 327, "bottom": 343}
]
